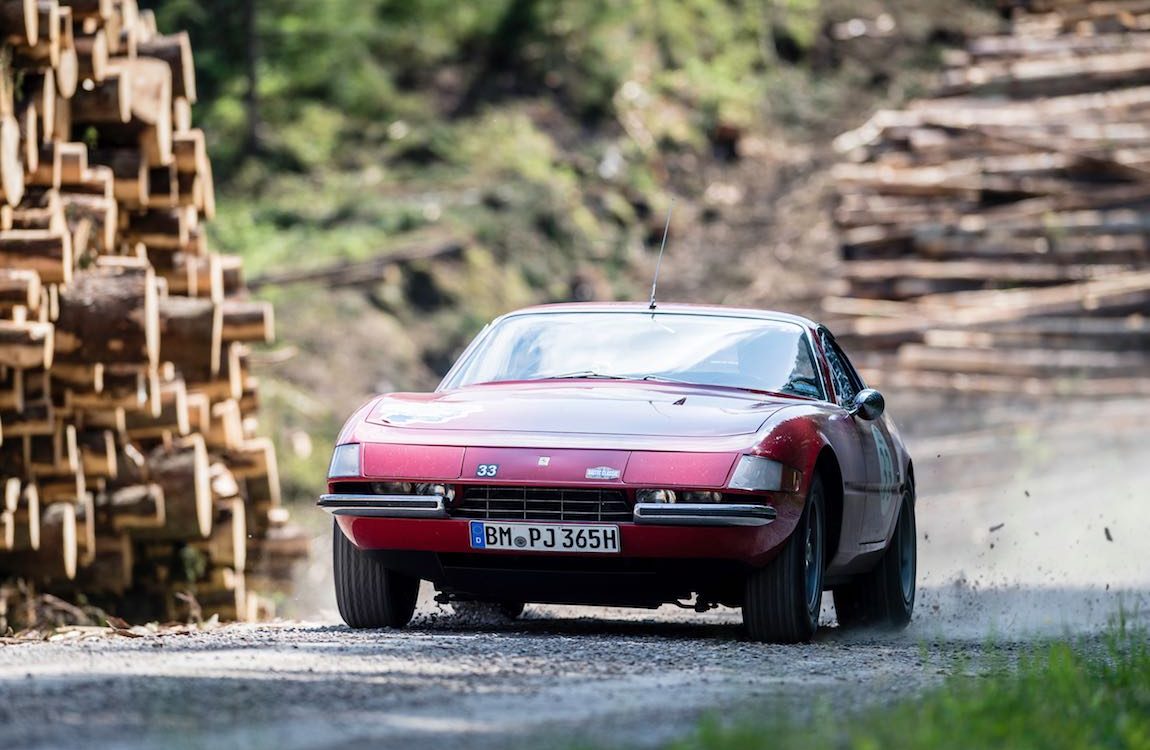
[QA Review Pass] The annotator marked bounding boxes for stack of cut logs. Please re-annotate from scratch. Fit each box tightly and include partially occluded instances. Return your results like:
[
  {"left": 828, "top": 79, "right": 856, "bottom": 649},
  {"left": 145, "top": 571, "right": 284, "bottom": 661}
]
[
  {"left": 0, "top": 0, "right": 308, "bottom": 622},
  {"left": 828, "top": 0, "right": 1150, "bottom": 395}
]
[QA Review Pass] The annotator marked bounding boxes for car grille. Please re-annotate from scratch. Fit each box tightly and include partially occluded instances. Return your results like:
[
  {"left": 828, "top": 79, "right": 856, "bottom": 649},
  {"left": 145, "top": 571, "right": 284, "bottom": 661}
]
[{"left": 452, "top": 486, "right": 632, "bottom": 523}]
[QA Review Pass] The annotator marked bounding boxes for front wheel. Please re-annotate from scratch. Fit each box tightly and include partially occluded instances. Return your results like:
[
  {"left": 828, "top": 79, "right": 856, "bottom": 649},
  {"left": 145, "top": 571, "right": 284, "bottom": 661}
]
[
  {"left": 742, "top": 474, "right": 826, "bottom": 643},
  {"left": 333, "top": 520, "right": 420, "bottom": 629},
  {"left": 833, "top": 487, "right": 916, "bottom": 630}
]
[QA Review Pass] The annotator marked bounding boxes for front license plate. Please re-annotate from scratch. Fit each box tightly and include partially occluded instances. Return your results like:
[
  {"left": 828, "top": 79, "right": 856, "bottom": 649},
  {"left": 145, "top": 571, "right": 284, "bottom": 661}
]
[{"left": 468, "top": 521, "right": 620, "bottom": 554}]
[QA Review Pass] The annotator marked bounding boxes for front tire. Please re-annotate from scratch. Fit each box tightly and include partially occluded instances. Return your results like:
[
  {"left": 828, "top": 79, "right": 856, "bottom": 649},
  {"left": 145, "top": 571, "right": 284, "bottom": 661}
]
[
  {"left": 743, "top": 474, "right": 826, "bottom": 643},
  {"left": 333, "top": 520, "right": 420, "bottom": 628},
  {"left": 833, "top": 487, "right": 916, "bottom": 630}
]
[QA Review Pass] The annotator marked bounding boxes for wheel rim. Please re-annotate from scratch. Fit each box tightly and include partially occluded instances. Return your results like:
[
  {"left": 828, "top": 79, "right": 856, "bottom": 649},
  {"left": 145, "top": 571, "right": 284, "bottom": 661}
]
[
  {"left": 804, "top": 499, "right": 824, "bottom": 614},
  {"left": 897, "top": 494, "right": 916, "bottom": 603}
]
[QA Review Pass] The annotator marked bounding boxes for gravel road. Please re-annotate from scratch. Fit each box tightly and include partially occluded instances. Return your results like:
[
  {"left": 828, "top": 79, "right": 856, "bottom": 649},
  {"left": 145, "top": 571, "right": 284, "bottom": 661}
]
[
  {"left": 1, "top": 394, "right": 1147, "bottom": 750},
  {"left": 0, "top": 602, "right": 1099, "bottom": 750}
]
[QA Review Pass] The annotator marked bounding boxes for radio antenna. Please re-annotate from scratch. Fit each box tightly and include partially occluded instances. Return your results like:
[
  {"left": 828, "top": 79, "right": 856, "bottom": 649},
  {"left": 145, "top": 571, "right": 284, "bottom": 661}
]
[{"left": 648, "top": 199, "right": 675, "bottom": 310}]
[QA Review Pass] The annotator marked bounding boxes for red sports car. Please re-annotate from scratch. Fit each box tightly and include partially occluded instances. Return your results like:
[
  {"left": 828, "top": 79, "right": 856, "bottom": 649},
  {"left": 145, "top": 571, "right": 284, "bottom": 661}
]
[{"left": 320, "top": 303, "right": 916, "bottom": 643}]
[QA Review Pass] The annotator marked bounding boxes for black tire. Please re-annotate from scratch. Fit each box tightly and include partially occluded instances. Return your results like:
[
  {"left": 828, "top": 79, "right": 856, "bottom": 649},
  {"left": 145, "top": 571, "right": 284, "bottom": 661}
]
[
  {"left": 452, "top": 600, "right": 526, "bottom": 621},
  {"left": 833, "top": 487, "right": 916, "bottom": 630},
  {"left": 742, "top": 474, "right": 826, "bottom": 643},
  {"left": 333, "top": 521, "right": 420, "bottom": 629}
]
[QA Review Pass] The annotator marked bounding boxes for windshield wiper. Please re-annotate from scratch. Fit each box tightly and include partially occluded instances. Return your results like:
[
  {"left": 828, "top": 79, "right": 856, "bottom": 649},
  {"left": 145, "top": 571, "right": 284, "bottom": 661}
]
[
  {"left": 542, "top": 370, "right": 629, "bottom": 380},
  {"left": 640, "top": 374, "right": 695, "bottom": 385}
]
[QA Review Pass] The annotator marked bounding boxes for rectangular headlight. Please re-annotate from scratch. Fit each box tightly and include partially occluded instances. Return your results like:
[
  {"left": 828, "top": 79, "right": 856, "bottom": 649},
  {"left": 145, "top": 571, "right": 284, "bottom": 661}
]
[
  {"left": 328, "top": 443, "right": 362, "bottom": 478},
  {"left": 728, "top": 455, "right": 798, "bottom": 493}
]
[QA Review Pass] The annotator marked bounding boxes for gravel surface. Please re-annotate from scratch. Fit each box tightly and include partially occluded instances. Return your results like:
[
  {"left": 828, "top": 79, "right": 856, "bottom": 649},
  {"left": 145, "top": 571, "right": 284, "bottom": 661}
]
[
  {"left": 0, "top": 606, "right": 1055, "bottom": 750},
  {"left": 1, "top": 394, "right": 1147, "bottom": 750}
]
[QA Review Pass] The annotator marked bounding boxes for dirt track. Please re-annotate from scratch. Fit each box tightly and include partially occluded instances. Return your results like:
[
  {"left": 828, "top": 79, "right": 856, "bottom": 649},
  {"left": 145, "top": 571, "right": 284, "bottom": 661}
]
[{"left": 1, "top": 394, "right": 1147, "bottom": 749}]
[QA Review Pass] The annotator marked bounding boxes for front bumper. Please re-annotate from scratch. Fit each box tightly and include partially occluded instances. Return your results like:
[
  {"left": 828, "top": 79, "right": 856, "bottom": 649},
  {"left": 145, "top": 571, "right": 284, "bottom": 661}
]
[
  {"left": 632, "top": 502, "right": 776, "bottom": 527},
  {"left": 318, "top": 495, "right": 776, "bottom": 527},
  {"left": 318, "top": 494, "right": 449, "bottom": 518}
]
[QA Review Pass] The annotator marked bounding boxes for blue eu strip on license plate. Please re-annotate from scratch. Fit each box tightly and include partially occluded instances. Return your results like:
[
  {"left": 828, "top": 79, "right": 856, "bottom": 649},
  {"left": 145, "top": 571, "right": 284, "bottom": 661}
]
[
  {"left": 470, "top": 521, "right": 487, "bottom": 549},
  {"left": 467, "top": 521, "right": 621, "bottom": 554}
]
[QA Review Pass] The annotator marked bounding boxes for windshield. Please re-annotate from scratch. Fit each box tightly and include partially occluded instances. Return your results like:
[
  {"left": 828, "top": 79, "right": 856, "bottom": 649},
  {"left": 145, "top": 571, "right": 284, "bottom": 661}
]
[{"left": 442, "top": 311, "right": 823, "bottom": 398}]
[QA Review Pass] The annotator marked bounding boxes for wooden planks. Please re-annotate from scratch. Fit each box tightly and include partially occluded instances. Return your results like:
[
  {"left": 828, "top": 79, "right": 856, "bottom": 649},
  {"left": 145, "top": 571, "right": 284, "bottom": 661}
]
[
  {"left": 0, "top": 1, "right": 307, "bottom": 622},
  {"left": 830, "top": 1, "right": 1150, "bottom": 392}
]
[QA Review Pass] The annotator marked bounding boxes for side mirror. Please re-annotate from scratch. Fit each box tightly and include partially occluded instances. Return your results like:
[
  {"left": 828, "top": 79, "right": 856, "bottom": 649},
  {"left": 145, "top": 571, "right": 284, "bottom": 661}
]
[{"left": 850, "top": 388, "right": 885, "bottom": 421}]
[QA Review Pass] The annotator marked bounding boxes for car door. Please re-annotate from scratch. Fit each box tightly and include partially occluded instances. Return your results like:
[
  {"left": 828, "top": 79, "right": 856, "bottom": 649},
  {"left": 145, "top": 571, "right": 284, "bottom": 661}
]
[{"left": 817, "top": 328, "right": 897, "bottom": 544}]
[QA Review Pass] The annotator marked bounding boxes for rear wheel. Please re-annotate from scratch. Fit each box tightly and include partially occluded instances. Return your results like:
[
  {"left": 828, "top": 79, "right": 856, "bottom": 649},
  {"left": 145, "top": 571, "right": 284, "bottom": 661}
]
[
  {"left": 333, "top": 520, "right": 420, "bottom": 629},
  {"left": 742, "top": 475, "right": 826, "bottom": 643},
  {"left": 833, "top": 488, "right": 916, "bottom": 630}
]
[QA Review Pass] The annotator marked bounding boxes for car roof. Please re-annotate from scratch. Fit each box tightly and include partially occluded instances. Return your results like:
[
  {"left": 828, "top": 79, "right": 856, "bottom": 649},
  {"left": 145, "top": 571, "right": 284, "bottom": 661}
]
[{"left": 495, "top": 302, "right": 821, "bottom": 330}]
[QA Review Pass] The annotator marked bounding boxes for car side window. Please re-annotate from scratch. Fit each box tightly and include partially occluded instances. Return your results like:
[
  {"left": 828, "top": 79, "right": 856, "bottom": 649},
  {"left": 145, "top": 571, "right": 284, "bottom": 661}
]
[{"left": 818, "top": 329, "right": 861, "bottom": 407}]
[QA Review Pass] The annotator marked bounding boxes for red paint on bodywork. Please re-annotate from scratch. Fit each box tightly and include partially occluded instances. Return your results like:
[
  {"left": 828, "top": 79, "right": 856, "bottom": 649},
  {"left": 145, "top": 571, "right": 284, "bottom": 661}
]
[
  {"left": 623, "top": 451, "right": 738, "bottom": 488},
  {"left": 363, "top": 444, "right": 465, "bottom": 479}
]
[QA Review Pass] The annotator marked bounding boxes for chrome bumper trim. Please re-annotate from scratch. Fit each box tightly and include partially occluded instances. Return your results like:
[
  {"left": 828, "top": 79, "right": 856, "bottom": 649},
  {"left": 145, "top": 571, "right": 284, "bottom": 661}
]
[
  {"left": 632, "top": 502, "right": 776, "bottom": 527},
  {"left": 317, "top": 494, "right": 448, "bottom": 518}
]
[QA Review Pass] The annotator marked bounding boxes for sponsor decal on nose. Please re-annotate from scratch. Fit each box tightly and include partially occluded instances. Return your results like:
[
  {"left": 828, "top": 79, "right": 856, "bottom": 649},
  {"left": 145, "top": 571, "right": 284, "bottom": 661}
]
[
  {"left": 538, "top": 456, "right": 551, "bottom": 466},
  {"left": 585, "top": 466, "right": 621, "bottom": 480}
]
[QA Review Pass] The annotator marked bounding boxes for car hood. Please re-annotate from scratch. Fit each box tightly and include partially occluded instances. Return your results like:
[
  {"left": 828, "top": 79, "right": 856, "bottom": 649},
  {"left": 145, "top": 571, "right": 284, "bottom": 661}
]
[{"left": 362, "top": 382, "right": 795, "bottom": 439}]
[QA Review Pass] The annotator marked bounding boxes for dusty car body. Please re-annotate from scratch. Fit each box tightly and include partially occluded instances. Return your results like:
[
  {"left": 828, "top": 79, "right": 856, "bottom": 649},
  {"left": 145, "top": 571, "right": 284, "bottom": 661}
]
[{"left": 321, "top": 303, "right": 917, "bottom": 642}]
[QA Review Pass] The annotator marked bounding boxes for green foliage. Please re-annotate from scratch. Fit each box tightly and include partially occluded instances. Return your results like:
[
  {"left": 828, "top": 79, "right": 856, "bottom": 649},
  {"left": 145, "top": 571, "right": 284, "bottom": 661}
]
[
  {"left": 141, "top": 0, "right": 988, "bottom": 502},
  {"left": 671, "top": 622, "right": 1150, "bottom": 750}
]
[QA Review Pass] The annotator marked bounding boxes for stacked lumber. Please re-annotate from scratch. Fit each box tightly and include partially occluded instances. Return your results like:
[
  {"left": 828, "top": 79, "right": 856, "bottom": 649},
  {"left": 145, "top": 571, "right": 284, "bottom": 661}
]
[
  {"left": 829, "top": 1, "right": 1150, "bottom": 394},
  {"left": 0, "top": 1, "right": 307, "bottom": 622}
]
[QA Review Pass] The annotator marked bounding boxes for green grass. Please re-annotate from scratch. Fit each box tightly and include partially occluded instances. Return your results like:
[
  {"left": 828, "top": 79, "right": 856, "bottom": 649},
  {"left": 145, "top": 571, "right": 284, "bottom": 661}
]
[{"left": 671, "top": 621, "right": 1150, "bottom": 750}]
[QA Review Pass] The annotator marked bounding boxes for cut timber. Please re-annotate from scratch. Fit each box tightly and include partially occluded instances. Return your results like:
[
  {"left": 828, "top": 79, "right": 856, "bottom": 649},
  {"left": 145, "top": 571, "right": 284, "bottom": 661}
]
[
  {"left": 137, "top": 433, "right": 211, "bottom": 540},
  {"left": 137, "top": 31, "right": 195, "bottom": 102},
  {"left": 172, "top": 128, "right": 205, "bottom": 173},
  {"left": 205, "top": 398, "right": 242, "bottom": 450},
  {"left": 193, "top": 496, "right": 246, "bottom": 571},
  {"left": 27, "top": 424, "right": 78, "bottom": 474},
  {"left": 125, "top": 377, "right": 189, "bottom": 439},
  {"left": 11, "top": 189, "right": 65, "bottom": 233},
  {"left": 60, "top": 192, "right": 117, "bottom": 252},
  {"left": 220, "top": 300, "right": 274, "bottom": 343},
  {"left": 0, "top": 400, "right": 52, "bottom": 437},
  {"left": 0, "top": 114, "right": 25, "bottom": 205},
  {"left": 11, "top": 482, "right": 40, "bottom": 552},
  {"left": 2, "top": 502, "right": 76, "bottom": 581},
  {"left": 0, "top": 269, "right": 42, "bottom": 313},
  {"left": 57, "top": 143, "right": 89, "bottom": 185},
  {"left": 77, "top": 429, "right": 117, "bottom": 478},
  {"left": 0, "top": 0, "right": 38, "bottom": 46},
  {"left": 16, "top": 101, "right": 39, "bottom": 175},
  {"left": 0, "top": 367, "right": 22, "bottom": 411},
  {"left": 22, "top": 70, "right": 55, "bottom": 142},
  {"left": 30, "top": 141, "right": 62, "bottom": 189},
  {"left": 72, "top": 533, "right": 133, "bottom": 595},
  {"left": 119, "top": 58, "right": 172, "bottom": 165},
  {"left": 69, "top": 66, "right": 131, "bottom": 123},
  {"left": 125, "top": 206, "right": 195, "bottom": 250},
  {"left": 186, "top": 340, "right": 242, "bottom": 400},
  {"left": 55, "top": 266, "right": 159, "bottom": 366},
  {"left": 158, "top": 295, "right": 221, "bottom": 379},
  {"left": 0, "top": 320, "right": 53, "bottom": 368},
  {"left": 74, "top": 27, "right": 109, "bottom": 82},
  {"left": 897, "top": 344, "right": 1150, "bottom": 377},
  {"left": 107, "top": 482, "right": 165, "bottom": 531},
  {"left": 12, "top": 0, "right": 59, "bottom": 69},
  {"left": 0, "top": 230, "right": 72, "bottom": 284},
  {"left": 89, "top": 148, "right": 147, "bottom": 207}
]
